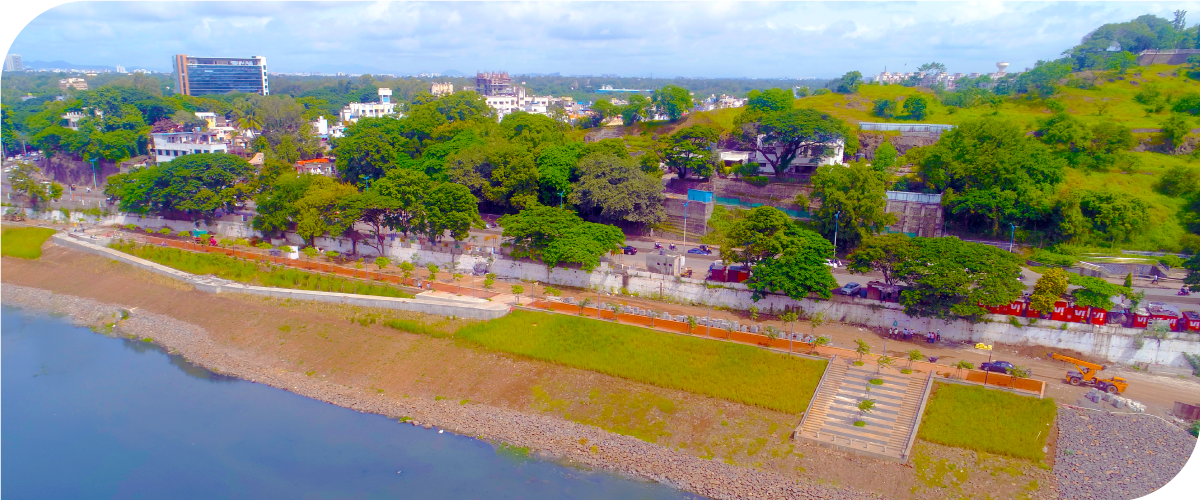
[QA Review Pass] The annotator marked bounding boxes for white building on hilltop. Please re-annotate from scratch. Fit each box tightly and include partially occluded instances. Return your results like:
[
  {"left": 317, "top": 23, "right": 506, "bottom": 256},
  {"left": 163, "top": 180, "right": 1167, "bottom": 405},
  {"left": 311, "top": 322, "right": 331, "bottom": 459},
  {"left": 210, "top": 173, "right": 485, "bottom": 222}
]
[
  {"left": 484, "top": 86, "right": 551, "bottom": 119},
  {"left": 150, "top": 130, "right": 228, "bottom": 162},
  {"left": 340, "top": 88, "right": 398, "bottom": 123}
]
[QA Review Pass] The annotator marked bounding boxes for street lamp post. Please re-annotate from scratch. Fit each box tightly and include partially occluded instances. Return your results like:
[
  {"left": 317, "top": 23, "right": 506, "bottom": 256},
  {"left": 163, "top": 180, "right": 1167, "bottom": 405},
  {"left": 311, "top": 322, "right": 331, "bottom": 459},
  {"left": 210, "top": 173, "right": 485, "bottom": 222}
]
[
  {"left": 1008, "top": 223, "right": 1017, "bottom": 253},
  {"left": 557, "top": 190, "right": 564, "bottom": 209},
  {"left": 88, "top": 157, "right": 98, "bottom": 189},
  {"left": 833, "top": 210, "right": 841, "bottom": 252},
  {"left": 681, "top": 200, "right": 691, "bottom": 243}
]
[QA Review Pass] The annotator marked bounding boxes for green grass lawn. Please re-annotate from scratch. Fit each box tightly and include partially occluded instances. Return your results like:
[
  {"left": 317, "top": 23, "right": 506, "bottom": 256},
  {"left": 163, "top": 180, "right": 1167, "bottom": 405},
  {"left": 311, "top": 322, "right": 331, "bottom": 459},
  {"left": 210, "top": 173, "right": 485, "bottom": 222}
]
[
  {"left": 110, "top": 241, "right": 414, "bottom": 299},
  {"left": 1, "top": 227, "right": 57, "bottom": 259},
  {"left": 917, "top": 382, "right": 1057, "bottom": 461},
  {"left": 451, "top": 310, "right": 827, "bottom": 414}
]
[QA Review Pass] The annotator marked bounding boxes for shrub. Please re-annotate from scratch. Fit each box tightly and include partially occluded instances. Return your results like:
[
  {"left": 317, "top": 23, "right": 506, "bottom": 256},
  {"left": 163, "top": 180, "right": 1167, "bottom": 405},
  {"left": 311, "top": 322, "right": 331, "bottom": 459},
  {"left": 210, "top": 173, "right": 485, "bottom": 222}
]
[
  {"left": 177, "top": 230, "right": 191, "bottom": 238},
  {"left": 256, "top": 242, "right": 274, "bottom": 250},
  {"left": 301, "top": 246, "right": 319, "bottom": 258},
  {"left": 124, "top": 224, "right": 138, "bottom": 230},
  {"left": 1031, "top": 249, "right": 1075, "bottom": 267},
  {"left": 158, "top": 227, "right": 171, "bottom": 235},
  {"left": 375, "top": 256, "right": 390, "bottom": 269},
  {"left": 869, "top": 378, "right": 883, "bottom": 385},
  {"left": 326, "top": 250, "right": 340, "bottom": 259},
  {"left": 743, "top": 175, "right": 770, "bottom": 187}
]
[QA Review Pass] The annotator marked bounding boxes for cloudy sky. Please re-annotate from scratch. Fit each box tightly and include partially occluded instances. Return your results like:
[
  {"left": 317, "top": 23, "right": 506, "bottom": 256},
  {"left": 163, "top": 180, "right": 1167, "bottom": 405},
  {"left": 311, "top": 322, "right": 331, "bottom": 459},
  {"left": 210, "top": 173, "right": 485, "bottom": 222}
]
[{"left": 4, "top": 1, "right": 1196, "bottom": 78}]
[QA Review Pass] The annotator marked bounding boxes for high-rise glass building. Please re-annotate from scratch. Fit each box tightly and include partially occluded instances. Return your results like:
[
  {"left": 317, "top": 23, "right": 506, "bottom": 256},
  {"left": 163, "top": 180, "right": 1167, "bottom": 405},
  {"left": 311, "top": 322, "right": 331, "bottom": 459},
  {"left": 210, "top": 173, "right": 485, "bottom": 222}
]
[{"left": 173, "top": 55, "right": 268, "bottom": 96}]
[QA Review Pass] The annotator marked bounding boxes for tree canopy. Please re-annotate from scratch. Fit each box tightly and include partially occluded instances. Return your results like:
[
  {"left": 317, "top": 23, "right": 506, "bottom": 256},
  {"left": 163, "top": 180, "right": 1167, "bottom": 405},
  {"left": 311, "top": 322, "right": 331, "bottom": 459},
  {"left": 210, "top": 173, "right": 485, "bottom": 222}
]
[
  {"left": 893, "top": 237, "right": 1025, "bottom": 322},
  {"left": 810, "top": 160, "right": 896, "bottom": 251},
  {"left": 734, "top": 108, "right": 853, "bottom": 175},
  {"left": 498, "top": 205, "right": 625, "bottom": 271},
  {"left": 104, "top": 153, "right": 253, "bottom": 222}
]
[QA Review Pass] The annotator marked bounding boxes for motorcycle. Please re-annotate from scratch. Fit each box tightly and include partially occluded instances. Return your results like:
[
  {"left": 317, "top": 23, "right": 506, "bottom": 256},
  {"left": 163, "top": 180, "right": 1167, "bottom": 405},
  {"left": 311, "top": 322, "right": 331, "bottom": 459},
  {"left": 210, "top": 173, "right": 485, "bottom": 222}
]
[
  {"left": 1180, "top": 288, "right": 1192, "bottom": 296},
  {"left": 669, "top": 243, "right": 677, "bottom": 251},
  {"left": 653, "top": 242, "right": 662, "bottom": 250}
]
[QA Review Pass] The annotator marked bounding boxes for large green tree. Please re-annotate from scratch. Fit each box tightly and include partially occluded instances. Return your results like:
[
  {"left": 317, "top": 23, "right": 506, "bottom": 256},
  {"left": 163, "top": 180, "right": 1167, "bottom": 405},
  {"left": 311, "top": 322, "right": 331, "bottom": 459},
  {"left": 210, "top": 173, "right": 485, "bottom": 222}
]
[
  {"left": 498, "top": 206, "right": 625, "bottom": 271},
  {"left": 569, "top": 153, "right": 665, "bottom": 225},
  {"left": 846, "top": 233, "right": 915, "bottom": 285},
  {"left": 422, "top": 182, "right": 482, "bottom": 243},
  {"left": 745, "top": 225, "right": 839, "bottom": 302},
  {"left": 661, "top": 125, "right": 718, "bottom": 179},
  {"left": 893, "top": 237, "right": 1025, "bottom": 322},
  {"left": 745, "top": 88, "right": 795, "bottom": 113},
  {"left": 735, "top": 108, "right": 853, "bottom": 175},
  {"left": 1068, "top": 273, "right": 1131, "bottom": 309},
  {"left": 810, "top": 160, "right": 897, "bottom": 251},
  {"left": 104, "top": 153, "right": 253, "bottom": 222},
  {"left": 652, "top": 85, "right": 694, "bottom": 121},
  {"left": 917, "top": 116, "right": 1065, "bottom": 237}
]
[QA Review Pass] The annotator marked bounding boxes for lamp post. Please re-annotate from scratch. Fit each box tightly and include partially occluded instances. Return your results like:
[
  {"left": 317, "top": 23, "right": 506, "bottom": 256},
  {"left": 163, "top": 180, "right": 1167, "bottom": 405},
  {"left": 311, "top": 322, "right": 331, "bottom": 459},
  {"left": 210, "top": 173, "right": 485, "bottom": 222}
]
[
  {"left": 88, "top": 157, "right": 98, "bottom": 189},
  {"left": 1008, "top": 223, "right": 1017, "bottom": 253},
  {"left": 682, "top": 200, "right": 691, "bottom": 244},
  {"left": 558, "top": 190, "right": 565, "bottom": 209},
  {"left": 833, "top": 210, "right": 841, "bottom": 252}
]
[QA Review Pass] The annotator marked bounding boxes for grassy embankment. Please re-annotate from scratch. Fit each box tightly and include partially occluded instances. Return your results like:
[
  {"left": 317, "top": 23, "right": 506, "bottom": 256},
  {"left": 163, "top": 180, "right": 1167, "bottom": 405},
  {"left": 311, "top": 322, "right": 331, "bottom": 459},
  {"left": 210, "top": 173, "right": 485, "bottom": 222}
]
[
  {"left": 1, "top": 227, "right": 57, "bottom": 259},
  {"left": 917, "top": 382, "right": 1057, "bottom": 461},
  {"left": 109, "top": 241, "right": 414, "bottom": 299},
  {"left": 428, "top": 310, "right": 827, "bottom": 414}
]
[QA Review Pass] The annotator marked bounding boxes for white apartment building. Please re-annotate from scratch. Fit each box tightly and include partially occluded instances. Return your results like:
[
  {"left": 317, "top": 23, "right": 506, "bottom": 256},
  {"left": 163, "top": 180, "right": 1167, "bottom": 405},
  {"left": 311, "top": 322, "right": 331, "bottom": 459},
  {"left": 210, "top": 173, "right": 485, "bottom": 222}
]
[
  {"left": 61, "top": 108, "right": 104, "bottom": 130},
  {"left": 150, "top": 131, "right": 228, "bottom": 163},
  {"left": 340, "top": 88, "right": 398, "bottom": 123},
  {"left": 485, "top": 86, "right": 552, "bottom": 119}
]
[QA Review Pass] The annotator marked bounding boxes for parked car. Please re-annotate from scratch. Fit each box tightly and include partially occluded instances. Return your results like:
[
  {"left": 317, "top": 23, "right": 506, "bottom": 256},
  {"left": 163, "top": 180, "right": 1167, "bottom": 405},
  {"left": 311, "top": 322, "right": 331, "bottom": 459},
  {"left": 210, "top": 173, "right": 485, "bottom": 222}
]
[
  {"left": 825, "top": 258, "right": 842, "bottom": 268},
  {"left": 621, "top": 245, "right": 638, "bottom": 255},
  {"left": 838, "top": 282, "right": 862, "bottom": 296},
  {"left": 980, "top": 361, "right": 1030, "bottom": 376},
  {"left": 687, "top": 245, "right": 712, "bottom": 255}
]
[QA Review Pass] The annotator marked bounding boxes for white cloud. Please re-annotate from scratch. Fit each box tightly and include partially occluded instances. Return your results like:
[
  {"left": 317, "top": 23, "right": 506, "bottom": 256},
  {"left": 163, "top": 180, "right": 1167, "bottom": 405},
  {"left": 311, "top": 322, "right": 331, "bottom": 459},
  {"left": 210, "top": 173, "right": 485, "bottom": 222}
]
[{"left": 9, "top": 1, "right": 1200, "bottom": 77}]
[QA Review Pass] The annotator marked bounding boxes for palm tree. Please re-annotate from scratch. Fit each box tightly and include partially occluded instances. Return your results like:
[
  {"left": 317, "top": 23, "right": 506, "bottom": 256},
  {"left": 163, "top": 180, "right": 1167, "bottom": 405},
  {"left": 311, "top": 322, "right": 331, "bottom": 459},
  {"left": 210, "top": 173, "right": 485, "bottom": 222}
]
[{"left": 810, "top": 336, "right": 830, "bottom": 355}]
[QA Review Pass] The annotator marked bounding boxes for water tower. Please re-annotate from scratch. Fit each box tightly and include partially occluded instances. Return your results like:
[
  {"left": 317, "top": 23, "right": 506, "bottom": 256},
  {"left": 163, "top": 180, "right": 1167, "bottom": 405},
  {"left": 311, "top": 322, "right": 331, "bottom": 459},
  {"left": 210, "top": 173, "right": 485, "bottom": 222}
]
[{"left": 995, "top": 62, "right": 1009, "bottom": 76}]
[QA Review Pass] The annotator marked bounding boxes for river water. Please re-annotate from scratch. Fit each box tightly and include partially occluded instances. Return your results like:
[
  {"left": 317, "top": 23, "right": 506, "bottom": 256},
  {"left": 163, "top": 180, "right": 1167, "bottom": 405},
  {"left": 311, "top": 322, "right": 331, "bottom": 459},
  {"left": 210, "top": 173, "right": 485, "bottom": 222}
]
[{"left": 2, "top": 307, "right": 700, "bottom": 499}]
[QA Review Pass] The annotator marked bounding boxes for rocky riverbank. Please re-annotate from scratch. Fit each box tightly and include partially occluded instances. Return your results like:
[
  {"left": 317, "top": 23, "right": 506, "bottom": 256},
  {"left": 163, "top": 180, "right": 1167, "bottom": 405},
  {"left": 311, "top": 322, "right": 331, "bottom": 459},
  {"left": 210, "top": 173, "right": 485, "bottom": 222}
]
[{"left": 1, "top": 284, "right": 882, "bottom": 500}]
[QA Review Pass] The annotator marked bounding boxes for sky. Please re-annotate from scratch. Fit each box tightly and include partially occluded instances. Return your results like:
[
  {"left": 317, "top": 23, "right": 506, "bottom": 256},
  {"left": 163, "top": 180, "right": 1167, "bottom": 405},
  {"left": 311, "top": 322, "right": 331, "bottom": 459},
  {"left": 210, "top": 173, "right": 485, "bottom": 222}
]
[{"left": 4, "top": 1, "right": 1198, "bottom": 78}]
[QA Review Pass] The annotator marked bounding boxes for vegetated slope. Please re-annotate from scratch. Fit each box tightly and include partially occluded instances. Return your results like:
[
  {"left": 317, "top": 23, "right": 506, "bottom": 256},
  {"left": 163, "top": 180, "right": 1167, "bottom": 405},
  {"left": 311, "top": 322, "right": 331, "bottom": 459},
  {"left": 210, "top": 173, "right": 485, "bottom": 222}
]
[
  {"left": 917, "top": 382, "right": 1057, "bottom": 462},
  {"left": 454, "top": 310, "right": 827, "bottom": 414},
  {"left": 0, "top": 226, "right": 57, "bottom": 259}
]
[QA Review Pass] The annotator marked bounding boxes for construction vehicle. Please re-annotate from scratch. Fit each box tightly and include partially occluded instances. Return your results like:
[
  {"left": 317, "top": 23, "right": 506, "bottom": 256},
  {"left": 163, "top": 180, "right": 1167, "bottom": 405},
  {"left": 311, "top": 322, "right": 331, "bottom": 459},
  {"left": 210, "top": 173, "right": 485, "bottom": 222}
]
[{"left": 1049, "top": 352, "right": 1129, "bottom": 394}]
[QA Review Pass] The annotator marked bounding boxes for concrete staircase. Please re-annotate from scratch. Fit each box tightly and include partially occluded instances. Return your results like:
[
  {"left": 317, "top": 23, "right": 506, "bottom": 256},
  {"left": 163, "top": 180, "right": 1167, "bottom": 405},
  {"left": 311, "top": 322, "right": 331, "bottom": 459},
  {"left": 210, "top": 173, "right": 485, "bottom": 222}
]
[{"left": 795, "top": 357, "right": 931, "bottom": 462}]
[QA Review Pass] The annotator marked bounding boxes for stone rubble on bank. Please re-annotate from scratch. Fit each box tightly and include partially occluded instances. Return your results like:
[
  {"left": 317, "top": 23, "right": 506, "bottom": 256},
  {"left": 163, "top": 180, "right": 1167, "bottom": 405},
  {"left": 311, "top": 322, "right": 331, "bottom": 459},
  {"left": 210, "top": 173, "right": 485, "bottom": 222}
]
[
  {"left": 1054, "top": 406, "right": 1197, "bottom": 500},
  {"left": 1, "top": 284, "right": 883, "bottom": 500}
]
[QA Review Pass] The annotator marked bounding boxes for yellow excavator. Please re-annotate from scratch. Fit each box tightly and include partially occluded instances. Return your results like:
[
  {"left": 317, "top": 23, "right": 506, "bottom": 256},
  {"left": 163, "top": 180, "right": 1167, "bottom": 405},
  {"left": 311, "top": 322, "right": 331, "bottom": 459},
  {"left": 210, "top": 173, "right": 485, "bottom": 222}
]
[{"left": 1049, "top": 352, "right": 1129, "bottom": 394}]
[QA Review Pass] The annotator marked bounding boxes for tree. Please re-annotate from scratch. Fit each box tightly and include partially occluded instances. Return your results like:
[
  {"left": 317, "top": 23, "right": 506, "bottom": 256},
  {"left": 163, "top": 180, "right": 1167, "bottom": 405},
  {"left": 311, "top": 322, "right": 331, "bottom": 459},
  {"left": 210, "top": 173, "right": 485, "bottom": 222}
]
[
  {"left": 591, "top": 99, "right": 617, "bottom": 124},
  {"left": 780, "top": 310, "right": 800, "bottom": 352},
  {"left": 1186, "top": 253, "right": 1200, "bottom": 292},
  {"left": 1059, "top": 189, "right": 1150, "bottom": 244},
  {"left": 712, "top": 205, "right": 792, "bottom": 266},
  {"left": 423, "top": 182, "right": 482, "bottom": 243},
  {"left": 498, "top": 205, "right": 625, "bottom": 271},
  {"left": 906, "top": 349, "right": 924, "bottom": 369},
  {"left": 746, "top": 88, "right": 795, "bottom": 113},
  {"left": 622, "top": 94, "right": 650, "bottom": 126},
  {"left": 446, "top": 141, "right": 540, "bottom": 210},
  {"left": 1160, "top": 113, "right": 1191, "bottom": 152},
  {"left": 661, "top": 125, "right": 719, "bottom": 179},
  {"left": 876, "top": 355, "right": 895, "bottom": 374},
  {"left": 501, "top": 111, "right": 565, "bottom": 151},
  {"left": 893, "top": 237, "right": 1025, "bottom": 322},
  {"left": 735, "top": 108, "right": 852, "bottom": 175},
  {"left": 917, "top": 117, "right": 1065, "bottom": 237},
  {"left": 903, "top": 95, "right": 929, "bottom": 120},
  {"left": 375, "top": 256, "right": 390, "bottom": 270},
  {"left": 7, "top": 163, "right": 63, "bottom": 207},
  {"left": 810, "top": 160, "right": 897, "bottom": 251},
  {"left": 872, "top": 99, "right": 897, "bottom": 119},
  {"left": 426, "top": 263, "right": 440, "bottom": 281},
  {"left": 854, "top": 338, "right": 871, "bottom": 362},
  {"left": 570, "top": 153, "right": 665, "bottom": 225},
  {"left": 368, "top": 167, "right": 432, "bottom": 240},
  {"left": 917, "top": 62, "right": 947, "bottom": 74},
  {"left": 1068, "top": 273, "right": 1131, "bottom": 309},
  {"left": 333, "top": 124, "right": 397, "bottom": 186},
  {"left": 847, "top": 233, "right": 916, "bottom": 285},
  {"left": 1030, "top": 268, "right": 1070, "bottom": 314},
  {"left": 104, "top": 153, "right": 253, "bottom": 222},
  {"left": 829, "top": 71, "right": 863, "bottom": 94},
  {"left": 872, "top": 141, "right": 898, "bottom": 174},
  {"left": 652, "top": 85, "right": 694, "bottom": 121},
  {"left": 746, "top": 225, "right": 839, "bottom": 302},
  {"left": 293, "top": 178, "right": 361, "bottom": 248},
  {"left": 252, "top": 173, "right": 320, "bottom": 238},
  {"left": 954, "top": 360, "right": 975, "bottom": 378}
]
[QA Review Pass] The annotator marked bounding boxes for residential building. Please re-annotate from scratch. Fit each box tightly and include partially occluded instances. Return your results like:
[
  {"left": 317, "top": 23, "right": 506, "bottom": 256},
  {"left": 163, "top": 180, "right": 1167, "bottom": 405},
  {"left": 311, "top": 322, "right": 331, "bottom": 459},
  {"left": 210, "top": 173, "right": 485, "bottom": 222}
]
[
  {"left": 173, "top": 55, "right": 269, "bottom": 96},
  {"left": 475, "top": 71, "right": 554, "bottom": 119},
  {"left": 339, "top": 88, "right": 398, "bottom": 123},
  {"left": 431, "top": 82, "right": 454, "bottom": 96},
  {"left": 749, "top": 137, "right": 846, "bottom": 173},
  {"left": 311, "top": 116, "right": 329, "bottom": 136},
  {"left": 116, "top": 65, "right": 126, "bottom": 74},
  {"left": 150, "top": 130, "right": 228, "bottom": 162},
  {"left": 4, "top": 54, "right": 22, "bottom": 71},
  {"left": 59, "top": 78, "right": 89, "bottom": 91},
  {"left": 476, "top": 71, "right": 514, "bottom": 96},
  {"left": 295, "top": 158, "right": 336, "bottom": 176},
  {"left": 194, "top": 112, "right": 238, "bottom": 142}
]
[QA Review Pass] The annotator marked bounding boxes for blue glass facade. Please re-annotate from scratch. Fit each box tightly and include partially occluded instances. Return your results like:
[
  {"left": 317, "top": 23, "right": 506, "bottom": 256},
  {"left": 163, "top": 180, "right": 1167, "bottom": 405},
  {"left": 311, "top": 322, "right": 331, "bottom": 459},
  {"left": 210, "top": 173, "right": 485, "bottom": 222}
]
[{"left": 174, "top": 55, "right": 268, "bottom": 96}]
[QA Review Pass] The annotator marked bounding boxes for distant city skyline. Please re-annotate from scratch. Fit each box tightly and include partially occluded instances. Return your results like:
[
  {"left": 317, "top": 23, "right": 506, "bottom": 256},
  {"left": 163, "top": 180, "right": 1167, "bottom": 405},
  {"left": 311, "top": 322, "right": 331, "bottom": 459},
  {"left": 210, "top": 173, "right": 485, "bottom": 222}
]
[{"left": 5, "top": 1, "right": 1197, "bottom": 79}]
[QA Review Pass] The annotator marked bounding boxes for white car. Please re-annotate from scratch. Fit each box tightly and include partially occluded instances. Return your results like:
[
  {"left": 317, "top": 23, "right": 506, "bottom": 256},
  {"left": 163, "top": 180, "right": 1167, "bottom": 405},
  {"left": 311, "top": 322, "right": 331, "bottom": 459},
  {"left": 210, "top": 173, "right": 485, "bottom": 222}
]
[{"left": 824, "top": 258, "right": 842, "bottom": 268}]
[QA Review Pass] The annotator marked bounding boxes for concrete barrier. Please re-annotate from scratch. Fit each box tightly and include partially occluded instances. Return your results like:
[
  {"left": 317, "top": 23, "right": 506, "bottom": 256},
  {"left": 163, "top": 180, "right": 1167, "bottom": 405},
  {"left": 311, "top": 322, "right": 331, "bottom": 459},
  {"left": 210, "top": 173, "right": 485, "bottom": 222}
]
[{"left": 51, "top": 234, "right": 511, "bottom": 320}]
